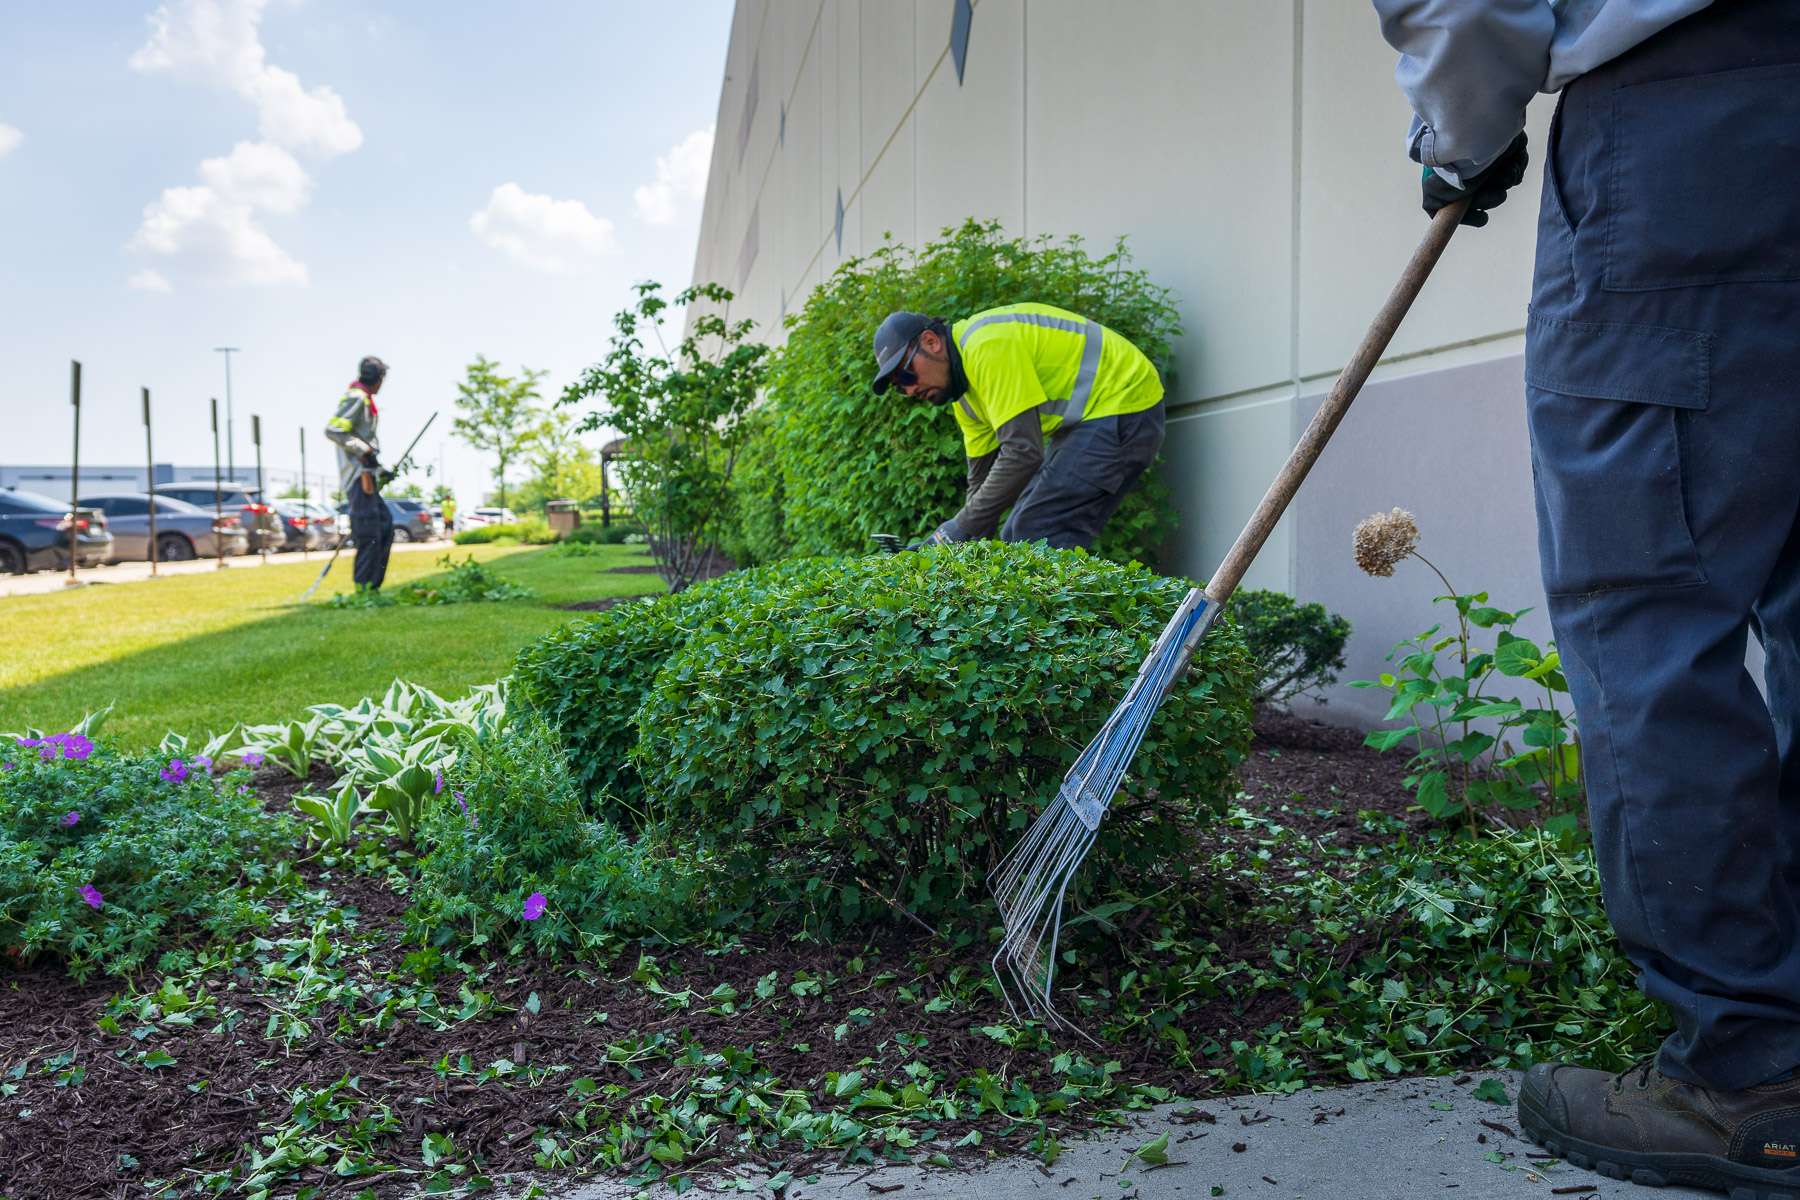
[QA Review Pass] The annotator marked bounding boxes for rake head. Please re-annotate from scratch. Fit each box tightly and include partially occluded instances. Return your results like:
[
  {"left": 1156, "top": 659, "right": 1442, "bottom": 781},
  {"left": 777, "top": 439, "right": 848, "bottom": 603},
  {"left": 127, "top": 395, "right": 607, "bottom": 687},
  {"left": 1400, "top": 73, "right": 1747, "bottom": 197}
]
[{"left": 989, "top": 588, "right": 1220, "bottom": 1028}]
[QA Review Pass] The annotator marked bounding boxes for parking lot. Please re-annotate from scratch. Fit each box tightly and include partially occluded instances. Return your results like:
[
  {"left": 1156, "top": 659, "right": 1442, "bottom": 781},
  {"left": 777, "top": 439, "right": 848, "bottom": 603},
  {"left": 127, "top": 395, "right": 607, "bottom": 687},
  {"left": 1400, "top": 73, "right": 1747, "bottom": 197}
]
[{"left": 0, "top": 536, "right": 451, "bottom": 599}]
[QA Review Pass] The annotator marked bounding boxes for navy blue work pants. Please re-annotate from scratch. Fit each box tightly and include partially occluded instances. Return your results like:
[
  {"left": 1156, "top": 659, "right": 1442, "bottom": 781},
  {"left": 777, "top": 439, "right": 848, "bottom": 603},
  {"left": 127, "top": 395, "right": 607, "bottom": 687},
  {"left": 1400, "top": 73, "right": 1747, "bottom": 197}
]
[
  {"left": 1001, "top": 403, "right": 1166, "bottom": 551},
  {"left": 348, "top": 485, "right": 394, "bottom": 591},
  {"left": 1526, "top": 0, "right": 1800, "bottom": 1090}
]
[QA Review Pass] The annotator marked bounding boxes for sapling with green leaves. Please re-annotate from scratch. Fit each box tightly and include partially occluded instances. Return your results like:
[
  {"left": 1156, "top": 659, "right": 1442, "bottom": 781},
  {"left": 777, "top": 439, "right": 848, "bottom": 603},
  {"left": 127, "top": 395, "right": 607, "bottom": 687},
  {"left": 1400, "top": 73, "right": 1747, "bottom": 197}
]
[{"left": 1347, "top": 507, "right": 1583, "bottom": 832}]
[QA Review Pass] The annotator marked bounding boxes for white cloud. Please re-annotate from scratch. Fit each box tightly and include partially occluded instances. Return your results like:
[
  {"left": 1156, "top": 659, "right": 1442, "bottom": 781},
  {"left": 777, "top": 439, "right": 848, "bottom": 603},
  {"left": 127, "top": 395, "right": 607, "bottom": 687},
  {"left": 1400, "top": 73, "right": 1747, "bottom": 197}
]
[
  {"left": 130, "top": 183, "right": 308, "bottom": 286},
  {"left": 0, "top": 123, "right": 21, "bottom": 158},
  {"left": 127, "top": 1, "right": 357, "bottom": 287},
  {"left": 127, "top": 269, "right": 173, "bottom": 293},
  {"left": 470, "top": 183, "right": 616, "bottom": 273},
  {"left": 199, "top": 140, "right": 310, "bottom": 213},
  {"left": 633, "top": 127, "right": 713, "bottom": 226},
  {"left": 130, "top": 0, "right": 362, "bottom": 157}
]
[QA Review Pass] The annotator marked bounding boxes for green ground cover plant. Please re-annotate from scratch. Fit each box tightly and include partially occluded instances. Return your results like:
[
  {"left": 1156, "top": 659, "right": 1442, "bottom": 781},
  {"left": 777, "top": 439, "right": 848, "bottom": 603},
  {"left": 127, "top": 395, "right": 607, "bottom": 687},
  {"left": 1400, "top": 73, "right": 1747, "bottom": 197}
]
[
  {"left": 0, "top": 717, "right": 298, "bottom": 979},
  {"left": 324, "top": 554, "right": 535, "bottom": 609},
  {"left": 0, "top": 543, "right": 663, "bottom": 748},
  {"left": 728, "top": 219, "right": 1181, "bottom": 568}
]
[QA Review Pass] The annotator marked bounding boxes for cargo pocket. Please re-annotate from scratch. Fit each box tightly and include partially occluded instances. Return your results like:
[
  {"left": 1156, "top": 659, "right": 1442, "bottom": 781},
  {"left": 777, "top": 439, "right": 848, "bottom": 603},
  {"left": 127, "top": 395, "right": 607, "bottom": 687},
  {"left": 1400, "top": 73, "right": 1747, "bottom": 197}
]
[
  {"left": 1604, "top": 63, "right": 1800, "bottom": 291},
  {"left": 1054, "top": 416, "right": 1132, "bottom": 495},
  {"left": 1524, "top": 310, "right": 1712, "bottom": 596}
]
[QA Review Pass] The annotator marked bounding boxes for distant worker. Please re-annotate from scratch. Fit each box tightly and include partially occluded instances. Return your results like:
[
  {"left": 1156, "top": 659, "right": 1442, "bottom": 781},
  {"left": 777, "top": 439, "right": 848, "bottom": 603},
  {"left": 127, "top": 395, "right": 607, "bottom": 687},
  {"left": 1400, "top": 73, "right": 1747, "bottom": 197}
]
[
  {"left": 441, "top": 494, "right": 457, "bottom": 534},
  {"left": 871, "top": 303, "right": 1166, "bottom": 552},
  {"left": 324, "top": 356, "right": 395, "bottom": 592}
]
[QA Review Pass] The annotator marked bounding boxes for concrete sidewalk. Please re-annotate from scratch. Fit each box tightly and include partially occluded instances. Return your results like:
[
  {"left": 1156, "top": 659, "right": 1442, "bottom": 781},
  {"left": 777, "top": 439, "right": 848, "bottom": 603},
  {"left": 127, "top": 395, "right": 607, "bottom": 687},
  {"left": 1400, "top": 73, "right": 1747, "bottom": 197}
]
[
  {"left": 539, "top": 1074, "right": 1711, "bottom": 1200},
  {"left": 0, "top": 537, "right": 450, "bottom": 598}
]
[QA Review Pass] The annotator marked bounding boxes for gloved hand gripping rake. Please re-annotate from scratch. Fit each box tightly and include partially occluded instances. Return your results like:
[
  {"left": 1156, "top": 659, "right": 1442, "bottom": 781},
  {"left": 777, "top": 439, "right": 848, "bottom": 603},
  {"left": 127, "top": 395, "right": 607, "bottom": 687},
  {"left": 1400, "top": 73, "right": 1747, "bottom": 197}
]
[{"left": 988, "top": 201, "right": 1469, "bottom": 1026}]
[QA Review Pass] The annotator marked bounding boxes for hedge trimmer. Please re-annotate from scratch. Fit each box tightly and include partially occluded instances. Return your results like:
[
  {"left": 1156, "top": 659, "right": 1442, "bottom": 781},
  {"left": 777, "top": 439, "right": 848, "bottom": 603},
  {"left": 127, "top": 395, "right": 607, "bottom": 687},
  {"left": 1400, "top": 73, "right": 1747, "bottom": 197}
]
[
  {"left": 299, "top": 412, "right": 438, "bottom": 601},
  {"left": 988, "top": 201, "right": 1470, "bottom": 1028}
]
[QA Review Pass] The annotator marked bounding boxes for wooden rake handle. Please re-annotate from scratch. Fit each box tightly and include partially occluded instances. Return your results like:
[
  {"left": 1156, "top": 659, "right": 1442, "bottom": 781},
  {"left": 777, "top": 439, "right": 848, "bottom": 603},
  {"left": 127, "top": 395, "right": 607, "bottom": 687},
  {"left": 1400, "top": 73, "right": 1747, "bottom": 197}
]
[{"left": 1202, "top": 200, "right": 1467, "bottom": 607}]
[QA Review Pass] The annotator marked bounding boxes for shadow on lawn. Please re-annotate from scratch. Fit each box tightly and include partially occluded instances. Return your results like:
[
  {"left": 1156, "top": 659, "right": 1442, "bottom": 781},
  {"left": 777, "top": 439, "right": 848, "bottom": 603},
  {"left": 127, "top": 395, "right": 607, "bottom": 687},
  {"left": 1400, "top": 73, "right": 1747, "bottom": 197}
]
[{"left": 0, "top": 548, "right": 663, "bottom": 744}]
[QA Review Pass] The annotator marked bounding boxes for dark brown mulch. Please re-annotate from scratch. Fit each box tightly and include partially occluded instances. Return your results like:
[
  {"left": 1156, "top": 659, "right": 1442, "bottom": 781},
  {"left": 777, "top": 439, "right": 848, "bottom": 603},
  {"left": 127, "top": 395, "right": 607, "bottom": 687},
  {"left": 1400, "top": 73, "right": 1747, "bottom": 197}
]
[
  {"left": 0, "top": 706, "right": 1418, "bottom": 1198},
  {"left": 604, "top": 564, "right": 662, "bottom": 575},
  {"left": 557, "top": 596, "right": 638, "bottom": 613}
]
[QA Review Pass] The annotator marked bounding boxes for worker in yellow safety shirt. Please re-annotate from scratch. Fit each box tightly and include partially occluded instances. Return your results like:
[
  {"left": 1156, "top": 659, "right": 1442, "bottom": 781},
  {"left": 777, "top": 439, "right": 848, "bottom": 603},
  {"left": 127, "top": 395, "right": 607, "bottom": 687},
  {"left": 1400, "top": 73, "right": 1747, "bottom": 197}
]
[{"left": 871, "top": 304, "right": 1165, "bottom": 551}]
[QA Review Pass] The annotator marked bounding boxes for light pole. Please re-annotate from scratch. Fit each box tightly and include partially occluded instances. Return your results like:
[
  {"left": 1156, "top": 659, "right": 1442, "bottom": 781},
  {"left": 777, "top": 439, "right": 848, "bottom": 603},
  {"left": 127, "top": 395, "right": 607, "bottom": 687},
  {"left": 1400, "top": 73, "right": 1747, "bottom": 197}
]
[{"left": 215, "top": 346, "right": 239, "bottom": 480}]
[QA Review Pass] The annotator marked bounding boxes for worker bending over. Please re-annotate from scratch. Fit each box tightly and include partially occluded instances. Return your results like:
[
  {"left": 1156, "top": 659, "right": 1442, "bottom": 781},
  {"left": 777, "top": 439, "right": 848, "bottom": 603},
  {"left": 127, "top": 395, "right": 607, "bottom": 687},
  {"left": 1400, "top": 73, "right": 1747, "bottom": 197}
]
[{"left": 871, "top": 303, "right": 1166, "bottom": 551}]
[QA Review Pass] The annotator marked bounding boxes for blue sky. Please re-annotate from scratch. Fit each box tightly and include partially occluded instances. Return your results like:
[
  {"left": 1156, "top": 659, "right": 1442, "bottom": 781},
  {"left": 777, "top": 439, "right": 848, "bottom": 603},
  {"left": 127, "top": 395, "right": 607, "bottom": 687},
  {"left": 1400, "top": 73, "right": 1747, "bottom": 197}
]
[{"left": 0, "top": 0, "right": 733, "bottom": 502}]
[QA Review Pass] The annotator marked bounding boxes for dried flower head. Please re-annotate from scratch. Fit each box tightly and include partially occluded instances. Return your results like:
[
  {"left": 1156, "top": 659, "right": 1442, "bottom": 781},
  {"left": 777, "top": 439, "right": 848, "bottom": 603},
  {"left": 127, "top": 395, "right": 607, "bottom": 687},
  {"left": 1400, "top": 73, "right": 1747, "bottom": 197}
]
[{"left": 1353, "top": 508, "right": 1420, "bottom": 578}]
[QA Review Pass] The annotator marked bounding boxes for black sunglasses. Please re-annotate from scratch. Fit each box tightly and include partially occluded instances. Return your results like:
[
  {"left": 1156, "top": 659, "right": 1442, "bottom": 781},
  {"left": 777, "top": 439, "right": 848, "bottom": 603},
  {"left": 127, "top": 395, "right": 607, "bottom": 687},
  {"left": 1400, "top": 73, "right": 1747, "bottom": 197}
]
[{"left": 891, "top": 338, "right": 926, "bottom": 389}]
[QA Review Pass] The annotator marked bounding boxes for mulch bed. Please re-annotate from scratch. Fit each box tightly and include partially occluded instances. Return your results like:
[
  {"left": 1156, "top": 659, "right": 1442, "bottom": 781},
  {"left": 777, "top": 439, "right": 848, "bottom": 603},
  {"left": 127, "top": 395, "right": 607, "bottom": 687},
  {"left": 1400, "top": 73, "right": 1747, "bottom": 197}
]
[
  {"left": 604, "top": 565, "right": 663, "bottom": 575},
  {"left": 0, "top": 708, "right": 1420, "bottom": 1199},
  {"left": 557, "top": 597, "right": 639, "bottom": 613}
]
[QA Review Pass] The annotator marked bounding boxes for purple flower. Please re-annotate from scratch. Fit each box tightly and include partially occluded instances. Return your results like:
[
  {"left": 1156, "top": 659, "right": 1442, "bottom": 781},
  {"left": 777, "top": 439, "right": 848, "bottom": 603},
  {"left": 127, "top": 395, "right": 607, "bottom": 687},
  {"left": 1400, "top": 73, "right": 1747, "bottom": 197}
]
[
  {"left": 0, "top": 762, "right": 12, "bottom": 772},
  {"left": 79, "top": 884, "right": 103, "bottom": 910},
  {"left": 241, "top": 752, "right": 265, "bottom": 769},
  {"left": 61, "top": 811, "right": 80, "bottom": 828},
  {"left": 237, "top": 785, "right": 251, "bottom": 795},
  {"left": 434, "top": 769, "right": 445, "bottom": 796},
  {"left": 15, "top": 737, "right": 40, "bottom": 748},
  {"left": 521, "top": 892, "right": 547, "bottom": 922},
  {"left": 159, "top": 759, "right": 188, "bottom": 784},
  {"left": 192, "top": 755, "right": 213, "bottom": 771},
  {"left": 39, "top": 744, "right": 56, "bottom": 761},
  {"left": 55, "top": 733, "right": 93, "bottom": 761}
]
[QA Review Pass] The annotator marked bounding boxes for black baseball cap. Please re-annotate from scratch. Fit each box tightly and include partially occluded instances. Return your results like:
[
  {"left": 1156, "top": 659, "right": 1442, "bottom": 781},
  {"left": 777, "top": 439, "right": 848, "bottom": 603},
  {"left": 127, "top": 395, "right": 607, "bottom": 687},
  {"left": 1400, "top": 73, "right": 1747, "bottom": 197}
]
[{"left": 871, "top": 311, "right": 935, "bottom": 393}]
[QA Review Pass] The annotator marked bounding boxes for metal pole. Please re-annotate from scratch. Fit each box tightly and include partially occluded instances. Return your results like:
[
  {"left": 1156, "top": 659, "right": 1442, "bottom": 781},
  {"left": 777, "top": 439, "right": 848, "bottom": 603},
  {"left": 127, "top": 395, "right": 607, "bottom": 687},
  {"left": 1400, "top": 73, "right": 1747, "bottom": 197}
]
[
  {"left": 67, "top": 360, "right": 81, "bottom": 586},
  {"left": 299, "top": 426, "right": 309, "bottom": 560},
  {"left": 144, "top": 387, "right": 158, "bottom": 576},
  {"left": 253, "top": 414, "right": 266, "bottom": 563},
  {"left": 215, "top": 346, "right": 239, "bottom": 481},
  {"left": 211, "top": 397, "right": 227, "bottom": 569}
]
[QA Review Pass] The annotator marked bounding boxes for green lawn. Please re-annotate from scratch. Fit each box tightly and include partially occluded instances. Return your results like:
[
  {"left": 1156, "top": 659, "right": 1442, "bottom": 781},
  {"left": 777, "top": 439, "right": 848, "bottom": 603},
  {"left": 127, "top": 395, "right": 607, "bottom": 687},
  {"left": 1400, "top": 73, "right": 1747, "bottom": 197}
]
[{"left": 0, "top": 543, "right": 663, "bottom": 748}]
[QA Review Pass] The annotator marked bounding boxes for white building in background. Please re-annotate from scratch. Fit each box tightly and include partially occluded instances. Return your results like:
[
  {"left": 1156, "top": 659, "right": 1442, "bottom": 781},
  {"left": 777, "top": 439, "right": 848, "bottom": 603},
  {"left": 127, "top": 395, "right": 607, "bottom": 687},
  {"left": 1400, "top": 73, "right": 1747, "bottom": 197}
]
[{"left": 686, "top": 0, "right": 1563, "bottom": 726}]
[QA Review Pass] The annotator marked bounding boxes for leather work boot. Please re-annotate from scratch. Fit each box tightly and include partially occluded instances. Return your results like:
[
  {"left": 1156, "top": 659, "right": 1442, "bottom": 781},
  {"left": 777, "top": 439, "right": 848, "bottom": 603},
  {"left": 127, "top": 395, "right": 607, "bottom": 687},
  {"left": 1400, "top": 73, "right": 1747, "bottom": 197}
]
[{"left": 1519, "top": 1059, "right": 1800, "bottom": 1198}]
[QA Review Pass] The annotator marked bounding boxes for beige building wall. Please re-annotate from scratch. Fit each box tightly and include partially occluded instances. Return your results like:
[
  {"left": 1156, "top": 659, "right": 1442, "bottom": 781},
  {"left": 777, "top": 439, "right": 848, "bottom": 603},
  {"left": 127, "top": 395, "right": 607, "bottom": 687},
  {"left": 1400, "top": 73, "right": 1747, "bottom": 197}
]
[{"left": 688, "top": 0, "right": 1562, "bottom": 725}]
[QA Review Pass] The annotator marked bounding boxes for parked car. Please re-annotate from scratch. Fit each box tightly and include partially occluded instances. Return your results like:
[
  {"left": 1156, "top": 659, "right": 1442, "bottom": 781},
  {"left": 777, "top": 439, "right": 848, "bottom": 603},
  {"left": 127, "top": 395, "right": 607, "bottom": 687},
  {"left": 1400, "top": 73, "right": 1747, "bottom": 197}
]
[
  {"left": 0, "top": 488, "right": 112, "bottom": 574},
  {"left": 77, "top": 493, "right": 249, "bottom": 562},
  {"left": 463, "top": 506, "right": 518, "bottom": 529},
  {"left": 389, "top": 498, "right": 441, "bottom": 541},
  {"left": 151, "top": 481, "right": 284, "bottom": 552},
  {"left": 271, "top": 501, "right": 333, "bottom": 552},
  {"left": 290, "top": 499, "right": 346, "bottom": 548}
]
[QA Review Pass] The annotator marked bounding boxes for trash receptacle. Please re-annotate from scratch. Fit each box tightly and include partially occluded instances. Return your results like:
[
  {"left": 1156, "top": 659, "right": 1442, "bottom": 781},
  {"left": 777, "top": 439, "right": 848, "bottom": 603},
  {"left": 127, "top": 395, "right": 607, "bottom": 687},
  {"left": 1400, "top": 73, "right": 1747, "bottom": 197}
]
[{"left": 546, "top": 499, "right": 581, "bottom": 536}]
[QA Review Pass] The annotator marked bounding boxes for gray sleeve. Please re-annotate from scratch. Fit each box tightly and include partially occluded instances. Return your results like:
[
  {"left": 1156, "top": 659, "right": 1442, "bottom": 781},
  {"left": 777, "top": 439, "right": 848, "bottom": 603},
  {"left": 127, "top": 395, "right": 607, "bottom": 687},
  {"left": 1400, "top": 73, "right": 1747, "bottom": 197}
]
[
  {"left": 949, "top": 410, "right": 1044, "bottom": 540},
  {"left": 1372, "top": 0, "right": 1553, "bottom": 184},
  {"left": 324, "top": 392, "right": 374, "bottom": 460}
]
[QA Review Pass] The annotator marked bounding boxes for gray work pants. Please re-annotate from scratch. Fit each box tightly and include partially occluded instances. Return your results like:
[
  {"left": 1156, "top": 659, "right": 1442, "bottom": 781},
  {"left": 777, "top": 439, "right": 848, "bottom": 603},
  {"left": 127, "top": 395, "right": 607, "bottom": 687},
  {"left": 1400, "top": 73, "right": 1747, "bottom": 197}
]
[{"left": 1001, "top": 403, "right": 1166, "bottom": 551}]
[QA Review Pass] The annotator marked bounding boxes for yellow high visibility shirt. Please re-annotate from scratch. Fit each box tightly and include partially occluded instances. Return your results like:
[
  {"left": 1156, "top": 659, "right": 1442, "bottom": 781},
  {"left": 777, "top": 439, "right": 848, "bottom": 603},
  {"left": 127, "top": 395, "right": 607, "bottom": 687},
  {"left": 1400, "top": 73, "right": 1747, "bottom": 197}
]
[{"left": 948, "top": 302, "right": 1163, "bottom": 457}]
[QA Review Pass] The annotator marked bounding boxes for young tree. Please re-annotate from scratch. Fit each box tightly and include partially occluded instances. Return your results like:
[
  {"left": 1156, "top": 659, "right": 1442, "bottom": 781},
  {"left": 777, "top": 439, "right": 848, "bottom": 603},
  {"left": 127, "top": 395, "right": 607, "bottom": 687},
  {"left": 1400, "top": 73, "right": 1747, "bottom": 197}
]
[
  {"left": 562, "top": 281, "right": 768, "bottom": 591},
  {"left": 451, "top": 355, "right": 545, "bottom": 511}
]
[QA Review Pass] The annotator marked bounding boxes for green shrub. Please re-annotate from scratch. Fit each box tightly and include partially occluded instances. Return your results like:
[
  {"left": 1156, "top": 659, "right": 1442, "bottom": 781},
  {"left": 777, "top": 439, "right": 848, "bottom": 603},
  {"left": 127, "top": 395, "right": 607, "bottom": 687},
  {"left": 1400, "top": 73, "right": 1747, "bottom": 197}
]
[
  {"left": 1227, "top": 589, "right": 1351, "bottom": 705},
  {"left": 0, "top": 737, "right": 298, "bottom": 979},
  {"left": 452, "top": 517, "right": 555, "bottom": 545},
  {"left": 732, "top": 219, "right": 1182, "bottom": 569},
  {"left": 512, "top": 559, "right": 822, "bottom": 818},
  {"left": 408, "top": 717, "right": 710, "bottom": 958},
  {"left": 633, "top": 542, "right": 1256, "bottom": 926}
]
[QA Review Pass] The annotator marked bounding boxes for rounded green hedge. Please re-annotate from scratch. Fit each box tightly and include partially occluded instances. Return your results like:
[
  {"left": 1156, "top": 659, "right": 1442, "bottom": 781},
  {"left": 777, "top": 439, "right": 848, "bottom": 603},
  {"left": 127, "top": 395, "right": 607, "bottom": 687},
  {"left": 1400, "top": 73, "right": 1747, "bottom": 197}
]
[
  {"left": 511, "top": 558, "right": 827, "bottom": 820},
  {"left": 726, "top": 219, "right": 1182, "bottom": 569},
  {"left": 632, "top": 542, "right": 1255, "bottom": 925}
]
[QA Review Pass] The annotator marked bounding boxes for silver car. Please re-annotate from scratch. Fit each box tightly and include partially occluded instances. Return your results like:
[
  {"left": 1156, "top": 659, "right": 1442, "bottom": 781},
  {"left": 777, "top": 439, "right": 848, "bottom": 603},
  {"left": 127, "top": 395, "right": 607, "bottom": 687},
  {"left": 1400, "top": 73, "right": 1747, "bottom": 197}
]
[
  {"left": 78, "top": 493, "right": 250, "bottom": 563},
  {"left": 272, "top": 501, "right": 333, "bottom": 552}
]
